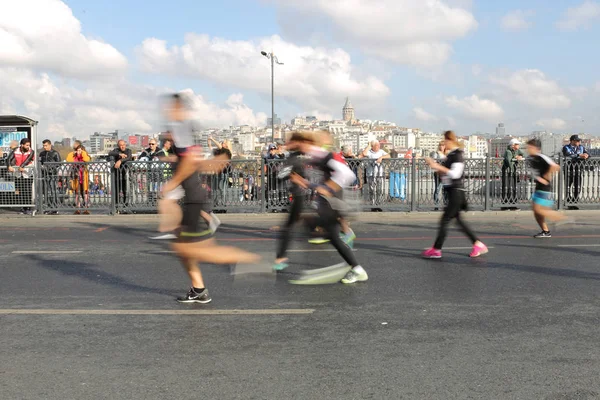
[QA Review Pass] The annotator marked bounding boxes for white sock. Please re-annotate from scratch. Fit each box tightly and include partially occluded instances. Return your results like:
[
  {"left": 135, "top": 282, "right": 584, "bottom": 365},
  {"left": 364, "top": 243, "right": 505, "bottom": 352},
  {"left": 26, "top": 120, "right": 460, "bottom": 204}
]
[{"left": 352, "top": 265, "right": 365, "bottom": 274}]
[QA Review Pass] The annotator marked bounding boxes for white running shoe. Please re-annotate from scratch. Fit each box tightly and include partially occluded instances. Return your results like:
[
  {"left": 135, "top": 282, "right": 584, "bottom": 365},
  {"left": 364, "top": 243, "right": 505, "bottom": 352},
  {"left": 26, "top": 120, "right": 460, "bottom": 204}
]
[
  {"left": 341, "top": 265, "right": 368, "bottom": 284},
  {"left": 209, "top": 212, "right": 222, "bottom": 233},
  {"left": 149, "top": 233, "right": 177, "bottom": 240}
]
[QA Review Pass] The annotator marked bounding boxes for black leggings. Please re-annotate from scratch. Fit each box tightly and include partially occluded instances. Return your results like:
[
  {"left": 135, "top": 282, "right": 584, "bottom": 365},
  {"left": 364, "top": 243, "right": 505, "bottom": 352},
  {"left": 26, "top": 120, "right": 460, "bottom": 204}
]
[
  {"left": 433, "top": 188, "right": 479, "bottom": 249},
  {"left": 276, "top": 194, "right": 303, "bottom": 259},
  {"left": 305, "top": 197, "right": 358, "bottom": 267}
]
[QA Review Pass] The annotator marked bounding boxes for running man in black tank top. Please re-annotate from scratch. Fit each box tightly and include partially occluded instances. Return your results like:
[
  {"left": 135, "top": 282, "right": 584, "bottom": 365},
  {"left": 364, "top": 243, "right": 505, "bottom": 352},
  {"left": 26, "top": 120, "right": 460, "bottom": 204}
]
[
  {"left": 526, "top": 138, "right": 570, "bottom": 238},
  {"left": 422, "top": 131, "right": 488, "bottom": 259}
]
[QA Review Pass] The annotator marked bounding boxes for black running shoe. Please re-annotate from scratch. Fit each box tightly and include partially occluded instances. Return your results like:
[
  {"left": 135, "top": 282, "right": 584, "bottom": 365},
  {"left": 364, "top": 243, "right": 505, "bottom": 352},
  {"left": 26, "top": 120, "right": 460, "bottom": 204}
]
[
  {"left": 534, "top": 231, "right": 552, "bottom": 238},
  {"left": 177, "top": 288, "right": 212, "bottom": 304}
]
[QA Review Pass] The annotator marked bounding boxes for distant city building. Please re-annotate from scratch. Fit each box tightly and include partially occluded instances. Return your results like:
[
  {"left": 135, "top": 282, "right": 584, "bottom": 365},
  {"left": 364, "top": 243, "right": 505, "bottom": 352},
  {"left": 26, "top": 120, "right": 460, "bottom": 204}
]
[
  {"left": 291, "top": 116, "right": 306, "bottom": 126},
  {"left": 490, "top": 136, "right": 517, "bottom": 158},
  {"left": 342, "top": 97, "right": 355, "bottom": 122},
  {"left": 416, "top": 133, "right": 443, "bottom": 155},
  {"left": 267, "top": 114, "right": 282, "bottom": 126},
  {"left": 238, "top": 132, "right": 257, "bottom": 153},
  {"left": 495, "top": 123, "right": 505, "bottom": 136},
  {"left": 89, "top": 132, "right": 113, "bottom": 153},
  {"left": 531, "top": 131, "right": 566, "bottom": 156},
  {"left": 306, "top": 116, "right": 317, "bottom": 122},
  {"left": 389, "top": 132, "right": 416, "bottom": 150},
  {"left": 103, "top": 139, "right": 118, "bottom": 152},
  {"left": 465, "top": 135, "right": 488, "bottom": 158},
  {"left": 63, "top": 138, "right": 72, "bottom": 148}
]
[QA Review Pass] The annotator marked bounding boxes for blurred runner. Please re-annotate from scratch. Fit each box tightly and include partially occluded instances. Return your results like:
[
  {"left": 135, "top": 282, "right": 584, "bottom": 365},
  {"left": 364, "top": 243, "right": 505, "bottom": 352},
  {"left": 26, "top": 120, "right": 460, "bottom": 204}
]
[
  {"left": 156, "top": 93, "right": 260, "bottom": 303},
  {"left": 527, "top": 138, "right": 569, "bottom": 238},
  {"left": 290, "top": 135, "right": 367, "bottom": 284}
]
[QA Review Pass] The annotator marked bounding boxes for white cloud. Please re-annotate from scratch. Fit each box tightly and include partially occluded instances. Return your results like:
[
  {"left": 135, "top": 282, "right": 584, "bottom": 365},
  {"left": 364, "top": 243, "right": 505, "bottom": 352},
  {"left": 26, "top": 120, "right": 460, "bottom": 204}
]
[
  {"left": 490, "top": 69, "right": 571, "bottom": 109},
  {"left": 137, "top": 34, "right": 389, "bottom": 112},
  {"left": 413, "top": 107, "right": 438, "bottom": 122},
  {"left": 187, "top": 91, "right": 268, "bottom": 128},
  {"left": 445, "top": 95, "right": 504, "bottom": 121},
  {"left": 0, "top": 0, "right": 127, "bottom": 78},
  {"left": 501, "top": 10, "right": 535, "bottom": 32},
  {"left": 536, "top": 118, "right": 567, "bottom": 130},
  {"left": 556, "top": 1, "right": 600, "bottom": 31},
  {"left": 269, "top": 0, "right": 477, "bottom": 67},
  {"left": 471, "top": 64, "right": 483, "bottom": 77},
  {"left": 0, "top": 68, "right": 267, "bottom": 141},
  {"left": 595, "top": 82, "right": 600, "bottom": 92}
]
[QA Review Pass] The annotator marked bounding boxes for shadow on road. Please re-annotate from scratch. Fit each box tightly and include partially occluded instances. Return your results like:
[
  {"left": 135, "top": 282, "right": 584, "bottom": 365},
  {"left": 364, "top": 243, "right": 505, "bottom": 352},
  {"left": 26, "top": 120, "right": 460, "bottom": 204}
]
[{"left": 25, "top": 254, "right": 175, "bottom": 297}]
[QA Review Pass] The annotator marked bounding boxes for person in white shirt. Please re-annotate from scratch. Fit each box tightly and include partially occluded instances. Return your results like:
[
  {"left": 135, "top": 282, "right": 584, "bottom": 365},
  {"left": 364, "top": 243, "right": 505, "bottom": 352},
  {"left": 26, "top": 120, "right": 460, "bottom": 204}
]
[{"left": 359, "top": 140, "right": 390, "bottom": 209}]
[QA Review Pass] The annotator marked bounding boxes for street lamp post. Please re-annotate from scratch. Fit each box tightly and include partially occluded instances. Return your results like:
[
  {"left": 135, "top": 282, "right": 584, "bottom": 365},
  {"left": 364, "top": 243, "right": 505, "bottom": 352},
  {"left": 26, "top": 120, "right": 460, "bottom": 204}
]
[{"left": 261, "top": 51, "right": 283, "bottom": 145}]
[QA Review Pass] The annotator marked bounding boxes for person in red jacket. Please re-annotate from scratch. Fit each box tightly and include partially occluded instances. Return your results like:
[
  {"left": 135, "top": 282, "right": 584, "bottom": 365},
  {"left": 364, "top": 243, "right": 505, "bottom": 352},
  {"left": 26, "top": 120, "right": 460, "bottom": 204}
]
[{"left": 7, "top": 138, "right": 35, "bottom": 214}]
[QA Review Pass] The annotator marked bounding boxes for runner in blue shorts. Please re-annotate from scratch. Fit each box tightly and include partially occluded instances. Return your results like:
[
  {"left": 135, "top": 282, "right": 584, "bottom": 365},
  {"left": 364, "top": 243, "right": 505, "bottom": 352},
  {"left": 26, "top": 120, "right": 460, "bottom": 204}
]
[{"left": 527, "top": 138, "right": 568, "bottom": 238}]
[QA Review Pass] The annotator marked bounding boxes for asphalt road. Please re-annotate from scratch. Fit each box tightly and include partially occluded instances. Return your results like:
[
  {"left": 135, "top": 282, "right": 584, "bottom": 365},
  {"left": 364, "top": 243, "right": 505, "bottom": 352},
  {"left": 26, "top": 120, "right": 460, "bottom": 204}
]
[{"left": 1, "top": 212, "right": 600, "bottom": 400}]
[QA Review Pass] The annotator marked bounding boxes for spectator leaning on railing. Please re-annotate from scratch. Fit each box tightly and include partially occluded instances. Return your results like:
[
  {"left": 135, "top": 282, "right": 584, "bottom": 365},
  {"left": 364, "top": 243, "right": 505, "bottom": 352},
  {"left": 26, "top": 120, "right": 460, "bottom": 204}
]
[
  {"left": 7, "top": 138, "right": 35, "bottom": 214},
  {"left": 109, "top": 140, "right": 133, "bottom": 210},
  {"left": 562, "top": 134, "right": 589, "bottom": 210},
  {"left": 39, "top": 139, "right": 61, "bottom": 213},
  {"left": 501, "top": 138, "right": 525, "bottom": 210}
]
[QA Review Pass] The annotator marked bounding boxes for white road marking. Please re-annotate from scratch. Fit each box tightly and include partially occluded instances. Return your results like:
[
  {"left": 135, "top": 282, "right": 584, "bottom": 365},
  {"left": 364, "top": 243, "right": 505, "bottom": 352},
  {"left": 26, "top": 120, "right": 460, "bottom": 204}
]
[
  {"left": 0, "top": 309, "right": 315, "bottom": 315},
  {"left": 288, "top": 249, "right": 357, "bottom": 252},
  {"left": 556, "top": 244, "right": 600, "bottom": 247},
  {"left": 12, "top": 251, "right": 83, "bottom": 254}
]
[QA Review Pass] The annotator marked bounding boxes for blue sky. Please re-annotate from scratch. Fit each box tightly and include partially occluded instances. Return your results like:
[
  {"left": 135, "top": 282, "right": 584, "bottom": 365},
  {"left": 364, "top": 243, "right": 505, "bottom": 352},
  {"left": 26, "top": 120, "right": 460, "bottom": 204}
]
[{"left": 1, "top": 0, "right": 599, "bottom": 139}]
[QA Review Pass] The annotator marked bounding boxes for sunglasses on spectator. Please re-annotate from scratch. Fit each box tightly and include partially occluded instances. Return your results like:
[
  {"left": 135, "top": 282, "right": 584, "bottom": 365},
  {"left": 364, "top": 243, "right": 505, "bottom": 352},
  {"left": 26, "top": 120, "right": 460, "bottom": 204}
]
[{"left": 149, "top": 143, "right": 157, "bottom": 146}]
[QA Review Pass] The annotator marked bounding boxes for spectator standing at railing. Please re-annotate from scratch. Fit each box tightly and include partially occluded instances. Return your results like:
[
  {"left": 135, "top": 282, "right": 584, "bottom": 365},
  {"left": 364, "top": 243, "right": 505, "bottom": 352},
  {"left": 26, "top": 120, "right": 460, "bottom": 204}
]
[
  {"left": 359, "top": 140, "right": 390, "bottom": 211},
  {"left": 67, "top": 142, "right": 91, "bottom": 214},
  {"left": 208, "top": 137, "right": 233, "bottom": 207},
  {"left": 39, "top": 139, "right": 61, "bottom": 213},
  {"left": 7, "top": 138, "right": 35, "bottom": 214},
  {"left": 139, "top": 139, "right": 163, "bottom": 204},
  {"left": 109, "top": 140, "right": 133, "bottom": 211},
  {"left": 562, "top": 135, "right": 589, "bottom": 210},
  {"left": 501, "top": 139, "right": 525, "bottom": 211},
  {"left": 264, "top": 143, "right": 286, "bottom": 210}
]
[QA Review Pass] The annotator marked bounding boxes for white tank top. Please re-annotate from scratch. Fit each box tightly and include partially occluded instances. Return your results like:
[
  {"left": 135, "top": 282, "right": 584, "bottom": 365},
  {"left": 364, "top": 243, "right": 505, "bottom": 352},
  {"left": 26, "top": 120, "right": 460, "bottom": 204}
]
[{"left": 168, "top": 119, "right": 196, "bottom": 149}]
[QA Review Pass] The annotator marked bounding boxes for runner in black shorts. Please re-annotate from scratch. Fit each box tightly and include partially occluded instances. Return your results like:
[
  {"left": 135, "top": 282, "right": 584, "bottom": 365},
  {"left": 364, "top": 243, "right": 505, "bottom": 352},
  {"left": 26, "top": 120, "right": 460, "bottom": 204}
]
[{"left": 160, "top": 93, "right": 260, "bottom": 304}]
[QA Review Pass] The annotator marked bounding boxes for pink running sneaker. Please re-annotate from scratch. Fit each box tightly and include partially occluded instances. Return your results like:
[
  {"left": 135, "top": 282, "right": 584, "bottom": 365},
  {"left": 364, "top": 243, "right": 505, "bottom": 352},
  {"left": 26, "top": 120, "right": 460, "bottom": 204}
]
[
  {"left": 422, "top": 247, "right": 442, "bottom": 259},
  {"left": 469, "top": 243, "right": 489, "bottom": 258}
]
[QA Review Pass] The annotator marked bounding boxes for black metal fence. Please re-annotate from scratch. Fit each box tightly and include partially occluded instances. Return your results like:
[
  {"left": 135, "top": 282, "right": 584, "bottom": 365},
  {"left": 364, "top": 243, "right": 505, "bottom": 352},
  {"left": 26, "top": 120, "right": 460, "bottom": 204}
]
[{"left": 2, "top": 157, "right": 600, "bottom": 215}]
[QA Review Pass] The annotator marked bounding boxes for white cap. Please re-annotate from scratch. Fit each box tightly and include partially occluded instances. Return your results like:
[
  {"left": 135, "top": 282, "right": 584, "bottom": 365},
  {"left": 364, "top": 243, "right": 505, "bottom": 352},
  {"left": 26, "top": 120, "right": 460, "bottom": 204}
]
[{"left": 509, "top": 138, "right": 520, "bottom": 146}]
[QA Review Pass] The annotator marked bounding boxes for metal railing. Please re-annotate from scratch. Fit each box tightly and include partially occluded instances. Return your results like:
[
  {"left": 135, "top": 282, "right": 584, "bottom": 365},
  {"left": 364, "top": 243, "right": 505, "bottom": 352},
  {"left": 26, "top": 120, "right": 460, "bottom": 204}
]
[
  {"left": 0, "top": 166, "right": 36, "bottom": 211},
  {"left": 3, "top": 156, "right": 600, "bottom": 215}
]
